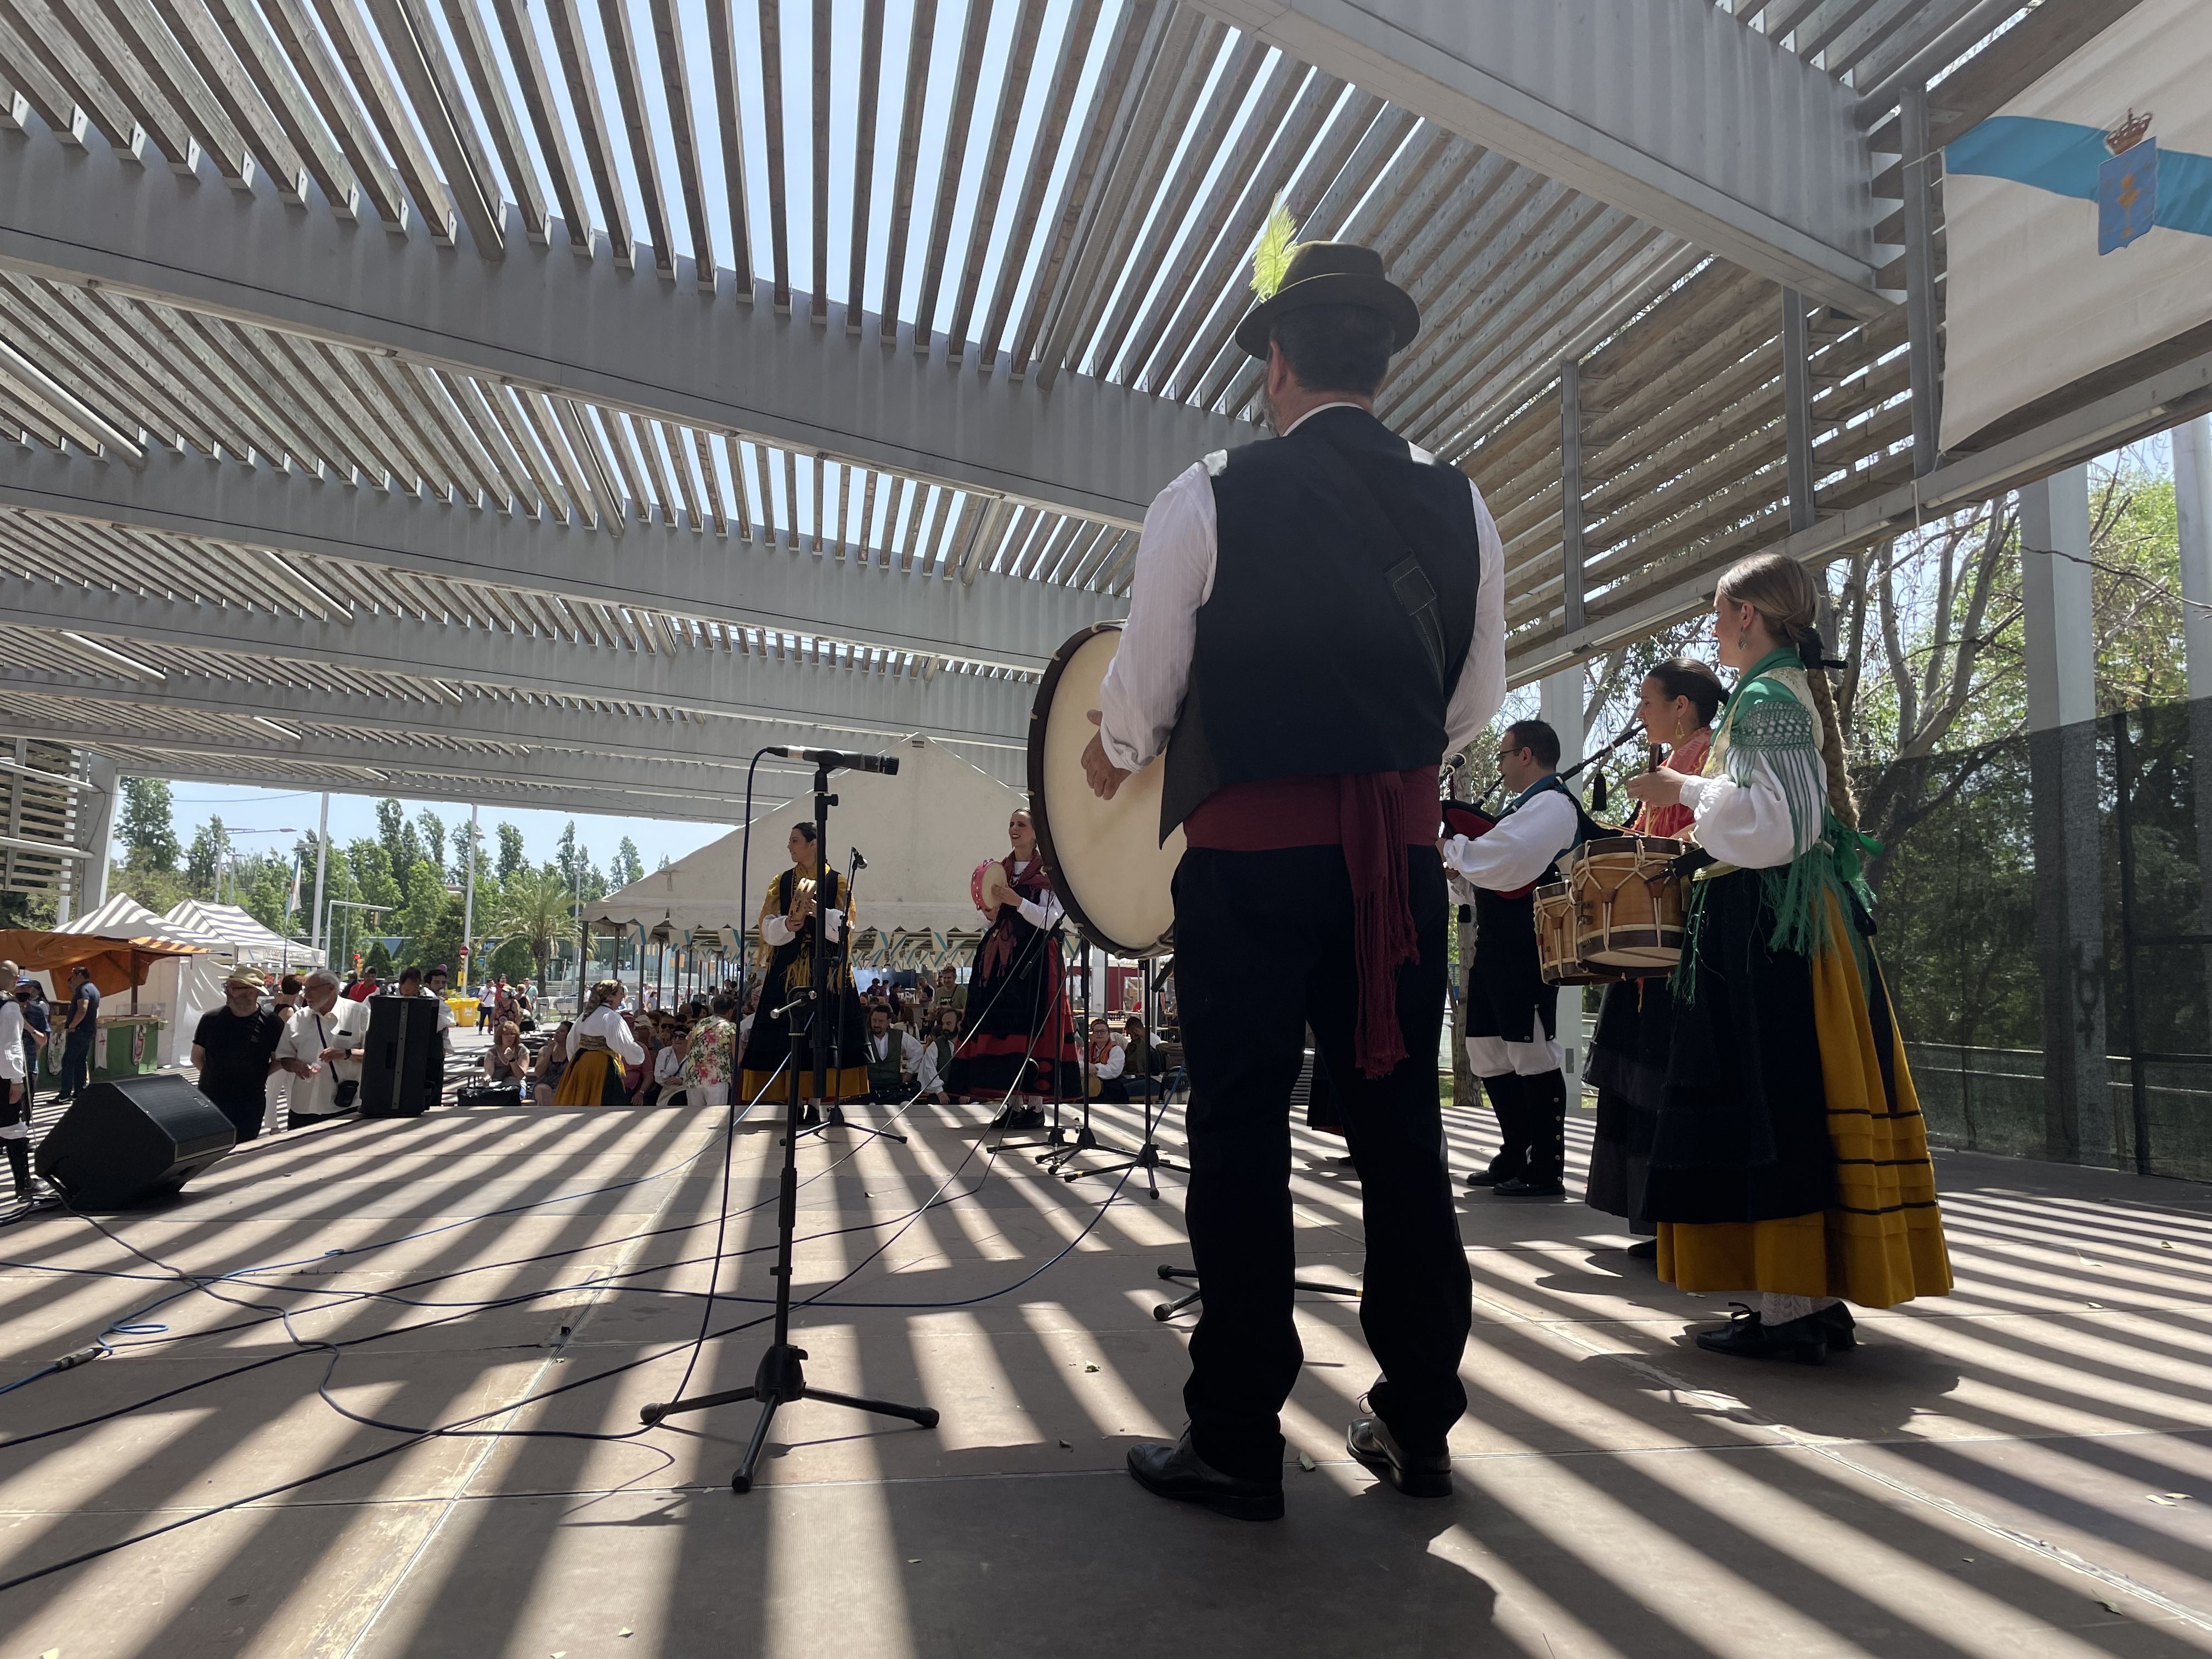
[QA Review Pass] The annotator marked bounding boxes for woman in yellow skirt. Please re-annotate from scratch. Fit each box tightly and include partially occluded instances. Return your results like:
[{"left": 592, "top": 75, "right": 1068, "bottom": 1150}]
[
  {"left": 553, "top": 979, "right": 644, "bottom": 1105},
  {"left": 1623, "top": 552, "right": 1951, "bottom": 1364}
]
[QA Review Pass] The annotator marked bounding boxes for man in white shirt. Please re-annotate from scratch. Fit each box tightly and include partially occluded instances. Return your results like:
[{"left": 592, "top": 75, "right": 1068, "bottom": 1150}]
[
  {"left": 1441, "top": 719, "right": 1598, "bottom": 1200},
  {"left": 860, "top": 1005, "right": 918, "bottom": 1103},
  {"left": 0, "top": 960, "right": 33, "bottom": 1204},
  {"left": 1086, "top": 241, "right": 1503, "bottom": 1518},
  {"left": 278, "top": 968, "right": 368, "bottom": 1126}
]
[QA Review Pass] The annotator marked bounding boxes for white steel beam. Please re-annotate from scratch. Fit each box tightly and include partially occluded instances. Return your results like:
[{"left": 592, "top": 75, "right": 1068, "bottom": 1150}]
[
  {"left": 0, "top": 134, "right": 1248, "bottom": 528},
  {"left": 0, "top": 579, "right": 1035, "bottom": 747},
  {"left": 0, "top": 703, "right": 759, "bottom": 803},
  {"left": 0, "top": 440, "right": 1109, "bottom": 672},
  {"left": 0, "top": 658, "right": 828, "bottom": 767},
  {"left": 1193, "top": 0, "right": 1887, "bottom": 314}
]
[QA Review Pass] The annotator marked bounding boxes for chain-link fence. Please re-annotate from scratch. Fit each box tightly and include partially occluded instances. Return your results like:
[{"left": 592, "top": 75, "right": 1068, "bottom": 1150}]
[{"left": 1869, "top": 697, "right": 2212, "bottom": 1182}]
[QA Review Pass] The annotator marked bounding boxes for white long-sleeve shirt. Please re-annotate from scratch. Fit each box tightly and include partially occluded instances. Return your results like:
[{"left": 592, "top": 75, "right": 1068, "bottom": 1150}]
[
  {"left": 1441, "top": 786, "right": 1581, "bottom": 895},
  {"left": 573, "top": 1004, "right": 646, "bottom": 1065},
  {"left": 276, "top": 996, "right": 369, "bottom": 1118},
  {"left": 1003, "top": 860, "right": 1063, "bottom": 932},
  {"left": 1091, "top": 1039, "right": 1127, "bottom": 1082},
  {"left": 864, "top": 1030, "right": 919, "bottom": 1073},
  {"left": 1676, "top": 754, "right": 1826, "bottom": 871},
  {"left": 1097, "top": 403, "right": 1508, "bottom": 775},
  {"left": 0, "top": 1000, "right": 24, "bottom": 1084},
  {"left": 762, "top": 906, "right": 844, "bottom": 946},
  {"left": 652, "top": 1045, "right": 684, "bottom": 1085}
]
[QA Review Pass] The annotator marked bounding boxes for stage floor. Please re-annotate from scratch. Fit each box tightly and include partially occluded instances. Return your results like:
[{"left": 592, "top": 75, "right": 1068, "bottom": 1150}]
[{"left": 3, "top": 1057, "right": 2210, "bottom": 1658}]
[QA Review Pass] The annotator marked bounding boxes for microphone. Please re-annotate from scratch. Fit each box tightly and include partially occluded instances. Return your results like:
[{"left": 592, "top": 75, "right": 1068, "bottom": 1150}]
[
  {"left": 850, "top": 847, "right": 868, "bottom": 871},
  {"left": 769, "top": 747, "right": 901, "bottom": 775}
]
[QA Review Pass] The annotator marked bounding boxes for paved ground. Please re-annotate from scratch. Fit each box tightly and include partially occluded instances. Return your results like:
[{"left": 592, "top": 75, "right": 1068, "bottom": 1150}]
[{"left": 2, "top": 1048, "right": 2209, "bottom": 1659}]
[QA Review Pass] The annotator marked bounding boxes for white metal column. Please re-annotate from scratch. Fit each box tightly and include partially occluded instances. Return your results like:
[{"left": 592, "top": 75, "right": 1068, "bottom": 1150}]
[
  {"left": 2018, "top": 468, "right": 2111, "bottom": 1166},
  {"left": 1539, "top": 667, "right": 1585, "bottom": 1087},
  {"left": 74, "top": 754, "right": 117, "bottom": 918},
  {"left": 310, "top": 792, "right": 330, "bottom": 955}
]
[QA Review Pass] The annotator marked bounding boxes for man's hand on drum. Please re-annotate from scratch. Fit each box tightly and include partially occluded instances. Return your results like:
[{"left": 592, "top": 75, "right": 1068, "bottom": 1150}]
[
  {"left": 1622, "top": 770, "right": 1687, "bottom": 808},
  {"left": 1082, "top": 710, "right": 1130, "bottom": 801}
]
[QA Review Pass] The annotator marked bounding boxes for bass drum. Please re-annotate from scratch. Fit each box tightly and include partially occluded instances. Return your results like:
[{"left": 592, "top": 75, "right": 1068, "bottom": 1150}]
[{"left": 1028, "top": 623, "right": 1184, "bottom": 958}]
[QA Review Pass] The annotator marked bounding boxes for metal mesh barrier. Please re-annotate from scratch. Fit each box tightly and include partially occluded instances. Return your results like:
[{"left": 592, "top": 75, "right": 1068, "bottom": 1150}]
[{"left": 1866, "top": 698, "right": 2212, "bottom": 1181}]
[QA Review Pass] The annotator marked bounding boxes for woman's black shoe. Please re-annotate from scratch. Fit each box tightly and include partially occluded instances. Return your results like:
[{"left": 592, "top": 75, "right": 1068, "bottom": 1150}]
[
  {"left": 1818, "top": 1304, "right": 1858, "bottom": 1349},
  {"left": 1624, "top": 1238, "right": 1660, "bottom": 1262},
  {"left": 1491, "top": 1177, "right": 1566, "bottom": 1198},
  {"left": 1694, "top": 1304, "right": 1827, "bottom": 1365},
  {"left": 1126, "top": 1430, "right": 1284, "bottom": 1522},
  {"left": 799, "top": 1104, "right": 822, "bottom": 1127}
]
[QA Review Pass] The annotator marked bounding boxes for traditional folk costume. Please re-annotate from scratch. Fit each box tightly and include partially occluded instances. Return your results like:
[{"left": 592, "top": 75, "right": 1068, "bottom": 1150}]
[
  {"left": 1583, "top": 726, "right": 1711, "bottom": 1232},
  {"left": 1098, "top": 240, "right": 1507, "bottom": 1499},
  {"left": 738, "top": 867, "right": 870, "bottom": 1106},
  {"left": 1443, "top": 776, "right": 1601, "bottom": 1196},
  {"left": 554, "top": 1000, "right": 645, "bottom": 1105},
  {"left": 862, "top": 1026, "right": 921, "bottom": 1103},
  {"left": 953, "top": 857, "right": 1080, "bottom": 1103},
  {"left": 1651, "top": 649, "right": 1951, "bottom": 1358}
]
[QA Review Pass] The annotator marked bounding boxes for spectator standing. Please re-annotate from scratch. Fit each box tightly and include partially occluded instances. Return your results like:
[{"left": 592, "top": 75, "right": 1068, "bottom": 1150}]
[
  {"left": 191, "top": 969, "right": 287, "bottom": 1142},
  {"left": 277, "top": 968, "right": 367, "bottom": 1127},
  {"left": 16, "top": 980, "right": 49, "bottom": 1111},
  {"left": 0, "top": 962, "right": 33, "bottom": 1204},
  {"left": 58, "top": 964, "right": 99, "bottom": 1102}
]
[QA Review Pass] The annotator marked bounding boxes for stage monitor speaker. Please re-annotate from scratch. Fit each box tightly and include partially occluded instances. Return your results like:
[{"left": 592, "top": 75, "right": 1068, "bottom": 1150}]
[
  {"left": 360, "top": 993, "right": 443, "bottom": 1118},
  {"left": 35, "top": 1075, "right": 236, "bottom": 1209}
]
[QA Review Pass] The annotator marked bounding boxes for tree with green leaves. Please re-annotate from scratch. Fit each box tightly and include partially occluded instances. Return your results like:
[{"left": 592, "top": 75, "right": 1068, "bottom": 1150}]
[
  {"left": 375, "top": 798, "right": 425, "bottom": 889},
  {"left": 495, "top": 822, "right": 526, "bottom": 881},
  {"left": 495, "top": 863, "right": 578, "bottom": 984},
  {"left": 416, "top": 808, "right": 446, "bottom": 873},
  {"left": 346, "top": 840, "right": 403, "bottom": 910},
  {"left": 396, "top": 861, "right": 452, "bottom": 969},
  {"left": 118, "top": 777, "right": 182, "bottom": 873},
  {"left": 450, "top": 816, "right": 484, "bottom": 886},
  {"left": 614, "top": 836, "right": 645, "bottom": 888},
  {"left": 185, "top": 816, "right": 230, "bottom": 897}
]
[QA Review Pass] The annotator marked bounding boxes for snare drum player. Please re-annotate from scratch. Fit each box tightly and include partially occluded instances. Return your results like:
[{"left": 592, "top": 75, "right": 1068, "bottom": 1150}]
[
  {"left": 1583, "top": 658, "right": 1723, "bottom": 1254},
  {"left": 1441, "top": 720, "right": 1600, "bottom": 1199},
  {"left": 1084, "top": 232, "right": 1504, "bottom": 1517},
  {"left": 1622, "top": 553, "right": 1951, "bottom": 1362}
]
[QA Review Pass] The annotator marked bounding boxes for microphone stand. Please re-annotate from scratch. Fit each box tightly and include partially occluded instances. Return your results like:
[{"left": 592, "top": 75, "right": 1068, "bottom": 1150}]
[
  {"left": 1059, "top": 955, "right": 1184, "bottom": 1200},
  {"left": 640, "top": 756, "right": 936, "bottom": 1492},
  {"left": 798, "top": 845, "right": 905, "bottom": 1146}
]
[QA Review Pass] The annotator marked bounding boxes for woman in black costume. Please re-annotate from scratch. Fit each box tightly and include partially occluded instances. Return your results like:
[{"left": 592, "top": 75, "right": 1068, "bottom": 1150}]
[
  {"left": 953, "top": 809, "right": 1081, "bottom": 1128},
  {"left": 738, "top": 822, "right": 870, "bottom": 1122}
]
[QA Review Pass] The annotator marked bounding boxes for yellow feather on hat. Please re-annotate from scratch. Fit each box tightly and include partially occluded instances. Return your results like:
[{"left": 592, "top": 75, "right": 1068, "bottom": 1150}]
[{"left": 1249, "top": 198, "right": 1299, "bottom": 302}]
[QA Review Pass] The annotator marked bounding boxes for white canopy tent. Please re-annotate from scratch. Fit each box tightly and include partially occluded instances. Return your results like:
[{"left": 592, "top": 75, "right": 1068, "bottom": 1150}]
[
  {"left": 57, "top": 893, "right": 228, "bottom": 1067},
  {"left": 161, "top": 900, "right": 325, "bottom": 972},
  {"left": 586, "top": 736, "right": 1024, "bottom": 969}
]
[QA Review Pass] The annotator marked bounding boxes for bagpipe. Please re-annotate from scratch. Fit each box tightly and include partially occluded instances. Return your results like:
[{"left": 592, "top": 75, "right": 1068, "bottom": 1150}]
[{"left": 1437, "top": 724, "right": 1656, "bottom": 900}]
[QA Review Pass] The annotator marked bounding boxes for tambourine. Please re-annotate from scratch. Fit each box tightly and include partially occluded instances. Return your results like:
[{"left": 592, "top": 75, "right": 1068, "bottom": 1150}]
[{"left": 971, "top": 859, "right": 1008, "bottom": 918}]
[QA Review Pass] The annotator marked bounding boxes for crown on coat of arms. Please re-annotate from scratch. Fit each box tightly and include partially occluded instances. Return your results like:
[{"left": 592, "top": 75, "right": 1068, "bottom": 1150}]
[{"left": 2107, "top": 109, "right": 2153, "bottom": 154}]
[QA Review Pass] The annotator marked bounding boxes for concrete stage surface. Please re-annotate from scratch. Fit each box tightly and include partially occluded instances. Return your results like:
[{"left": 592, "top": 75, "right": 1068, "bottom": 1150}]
[{"left": 3, "top": 1075, "right": 2210, "bottom": 1658}]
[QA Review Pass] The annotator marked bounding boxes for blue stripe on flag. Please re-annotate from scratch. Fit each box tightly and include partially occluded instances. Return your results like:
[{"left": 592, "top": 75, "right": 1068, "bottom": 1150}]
[{"left": 1947, "top": 115, "right": 2212, "bottom": 238}]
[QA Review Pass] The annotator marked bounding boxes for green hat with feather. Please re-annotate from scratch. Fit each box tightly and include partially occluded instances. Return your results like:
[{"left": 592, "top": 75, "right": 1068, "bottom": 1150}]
[{"left": 1233, "top": 200, "right": 1420, "bottom": 360}]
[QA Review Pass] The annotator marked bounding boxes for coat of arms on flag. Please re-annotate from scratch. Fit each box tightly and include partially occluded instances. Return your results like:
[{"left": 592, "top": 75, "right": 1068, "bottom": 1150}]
[{"left": 2098, "top": 111, "right": 2156, "bottom": 254}]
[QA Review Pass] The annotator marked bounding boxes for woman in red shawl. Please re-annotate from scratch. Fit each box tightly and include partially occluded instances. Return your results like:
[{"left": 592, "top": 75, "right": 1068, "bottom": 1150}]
[
  {"left": 1583, "top": 657, "right": 1725, "bottom": 1254},
  {"left": 954, "top": 810, "right": 1080, "bottom": 1128}
]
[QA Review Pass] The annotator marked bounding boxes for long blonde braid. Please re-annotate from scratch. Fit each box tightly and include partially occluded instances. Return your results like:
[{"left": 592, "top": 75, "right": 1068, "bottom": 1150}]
[{"left": 1716, "top": 552, "right": 1859, "bottom": 832}]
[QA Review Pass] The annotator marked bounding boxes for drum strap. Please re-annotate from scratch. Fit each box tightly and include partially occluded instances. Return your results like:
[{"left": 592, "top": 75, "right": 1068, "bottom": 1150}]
[{"left": 1301, "top": 436, "right": 1450, "bottom": 692}]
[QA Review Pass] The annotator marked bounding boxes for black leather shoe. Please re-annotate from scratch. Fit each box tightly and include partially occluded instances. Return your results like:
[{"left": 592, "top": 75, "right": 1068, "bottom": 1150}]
[
  {"left": 1346, "top": 1416, "right": 1452, "bottom": 1498},
  {"left": 1491, "top": 1177, "right": 1566, "bottom": 1198},
  {"left": 1694, "top": 1304, "right": 1827, "bottom": 1365},
  {"left": 799, "top": 1104, "right": 822, "bottom": 1127},
  {"left": 1462, "top": 1166, "right": 1509, "bottom": 1187},
  {"left": 1624, "top": 1238, "right": 1660, "bottom": 1262},
  {"left": 1126, "top": 1431, "right": 1283, "bottom": 1522},
  {"left": 1817, "top": 1303, "right": 1857, "bottom": 1349}
]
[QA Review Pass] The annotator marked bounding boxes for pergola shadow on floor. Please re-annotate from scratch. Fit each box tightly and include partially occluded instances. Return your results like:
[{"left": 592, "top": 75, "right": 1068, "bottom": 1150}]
[{"left": 2, "top": 1079, "right": 2210, "bottom": 1658}]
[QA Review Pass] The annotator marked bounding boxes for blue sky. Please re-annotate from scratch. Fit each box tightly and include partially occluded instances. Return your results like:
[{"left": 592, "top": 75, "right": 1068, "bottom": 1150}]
[{"left": 161, "top": 784, "right": 731, "bottom": 876}]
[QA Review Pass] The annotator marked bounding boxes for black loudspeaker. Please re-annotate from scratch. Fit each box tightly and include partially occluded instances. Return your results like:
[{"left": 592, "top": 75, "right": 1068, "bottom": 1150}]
[
  {"left": 360, "top": 993, "right": 443, "bottom": 1118},
  {"left": 35, "top": 1075, "right": 236, "bottom": 1208}
]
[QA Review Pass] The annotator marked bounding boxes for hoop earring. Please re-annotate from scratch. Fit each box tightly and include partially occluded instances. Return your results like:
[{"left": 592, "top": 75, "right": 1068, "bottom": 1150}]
[{"left": 1735, "top": 629, "right": 1748, "bottom": 652}]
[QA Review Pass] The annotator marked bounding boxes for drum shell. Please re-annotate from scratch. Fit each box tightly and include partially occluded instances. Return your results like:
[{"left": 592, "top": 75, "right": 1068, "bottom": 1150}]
[
  {"left": 1534, "top": 882, "right": 1614, "bottom": 986},
  {"left": 1568, "top": 837, "right": 1687, "bottom": 972}
]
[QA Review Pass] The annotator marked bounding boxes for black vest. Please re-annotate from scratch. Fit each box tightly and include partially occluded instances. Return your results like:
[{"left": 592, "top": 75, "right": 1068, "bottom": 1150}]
[
  {"left": 1469, "top": 776, "right": 1606, "bottom": 1009},
  {"left": 1160, "top": 405, "right": 1481, "bottom": 837}
]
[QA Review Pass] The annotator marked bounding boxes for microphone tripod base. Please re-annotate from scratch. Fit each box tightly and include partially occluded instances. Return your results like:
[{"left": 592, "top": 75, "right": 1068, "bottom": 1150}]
[{"left": 639, "top": 1342, "right": 938, "bottom": 1493}]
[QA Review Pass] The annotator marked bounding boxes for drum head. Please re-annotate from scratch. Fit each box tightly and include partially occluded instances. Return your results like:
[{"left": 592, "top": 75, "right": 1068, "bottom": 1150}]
[{"left": 1028, "top": 624, "right": 1184, "bottom": 957}]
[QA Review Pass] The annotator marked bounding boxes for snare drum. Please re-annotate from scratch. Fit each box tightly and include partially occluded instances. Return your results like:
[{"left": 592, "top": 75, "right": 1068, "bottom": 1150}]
[
  {"left": 1534, "top": 882, "right": 1613, "bottom": 985},
  {"left": 1567, "top": 837, "right": 1687, "bottom": 973}
]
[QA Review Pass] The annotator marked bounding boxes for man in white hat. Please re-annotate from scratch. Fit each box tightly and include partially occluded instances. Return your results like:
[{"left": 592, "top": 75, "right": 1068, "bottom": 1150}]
[{"left": 191, "top": 968, "right": 287, "bottom": 1142}]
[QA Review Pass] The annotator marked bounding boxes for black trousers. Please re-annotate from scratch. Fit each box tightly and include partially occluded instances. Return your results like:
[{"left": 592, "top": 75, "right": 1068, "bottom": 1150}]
[
  {"left": 209, "top": 1093, "right": 264, "bottom": 1144},
  {"left": 1174, "top": 844, "right": 1471, "bottom": 1483}
]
